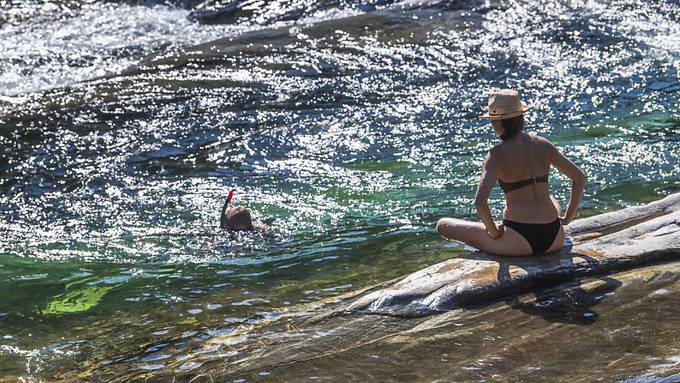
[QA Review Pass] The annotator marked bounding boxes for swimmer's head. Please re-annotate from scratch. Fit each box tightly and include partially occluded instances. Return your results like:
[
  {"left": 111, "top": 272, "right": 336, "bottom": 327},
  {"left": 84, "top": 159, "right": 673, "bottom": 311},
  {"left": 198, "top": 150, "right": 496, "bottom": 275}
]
[{"left": 221, "top": 205, "right": 254, "bottom": 231}]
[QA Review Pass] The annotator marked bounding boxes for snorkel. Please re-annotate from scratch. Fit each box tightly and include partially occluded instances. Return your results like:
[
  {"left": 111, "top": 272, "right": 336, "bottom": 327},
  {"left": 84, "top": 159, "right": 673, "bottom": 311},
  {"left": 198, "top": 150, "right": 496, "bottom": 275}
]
[{"left": 220, "top": 189, "right": 236, "bottom": 229}]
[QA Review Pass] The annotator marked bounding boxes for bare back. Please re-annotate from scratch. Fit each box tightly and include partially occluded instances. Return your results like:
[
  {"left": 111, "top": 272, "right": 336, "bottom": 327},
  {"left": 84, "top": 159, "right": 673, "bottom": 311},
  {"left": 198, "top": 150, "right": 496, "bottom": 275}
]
[{"left": 492, "top": 132, "right": 558, "bottom": 223}]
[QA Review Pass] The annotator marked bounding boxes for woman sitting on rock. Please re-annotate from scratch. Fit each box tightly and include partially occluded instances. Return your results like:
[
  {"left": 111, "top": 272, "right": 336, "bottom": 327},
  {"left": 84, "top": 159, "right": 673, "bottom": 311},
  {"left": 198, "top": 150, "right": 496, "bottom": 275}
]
[{"left": 437, "top": 89, "right": 586, "bottom": 256}]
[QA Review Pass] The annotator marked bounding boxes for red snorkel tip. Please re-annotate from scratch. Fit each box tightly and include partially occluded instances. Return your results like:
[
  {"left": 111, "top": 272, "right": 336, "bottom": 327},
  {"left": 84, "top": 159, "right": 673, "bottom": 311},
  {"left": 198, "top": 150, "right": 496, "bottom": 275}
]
[{"left": 226, "top": 190, "right": 235, "bottom": 205}]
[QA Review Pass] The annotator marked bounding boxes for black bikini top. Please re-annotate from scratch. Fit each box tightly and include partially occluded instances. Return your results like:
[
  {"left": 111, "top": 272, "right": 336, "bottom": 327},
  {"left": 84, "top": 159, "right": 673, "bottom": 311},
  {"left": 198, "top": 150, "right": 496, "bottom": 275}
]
[{"left": 498, "top": 174, "right": 549, "bottom": 193}]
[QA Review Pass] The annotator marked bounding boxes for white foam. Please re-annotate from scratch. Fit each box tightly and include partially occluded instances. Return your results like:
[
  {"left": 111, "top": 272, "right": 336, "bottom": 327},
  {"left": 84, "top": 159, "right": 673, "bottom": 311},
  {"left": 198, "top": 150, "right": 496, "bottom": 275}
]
[{"left": 0, "top": 3, "right": 236, "bottom": 96}]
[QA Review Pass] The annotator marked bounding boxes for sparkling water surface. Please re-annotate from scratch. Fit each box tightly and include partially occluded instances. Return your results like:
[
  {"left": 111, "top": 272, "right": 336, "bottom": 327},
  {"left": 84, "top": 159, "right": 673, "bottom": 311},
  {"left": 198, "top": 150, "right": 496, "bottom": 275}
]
[{"left": 0, "top": 0, "right": 678, "bottom": 380}]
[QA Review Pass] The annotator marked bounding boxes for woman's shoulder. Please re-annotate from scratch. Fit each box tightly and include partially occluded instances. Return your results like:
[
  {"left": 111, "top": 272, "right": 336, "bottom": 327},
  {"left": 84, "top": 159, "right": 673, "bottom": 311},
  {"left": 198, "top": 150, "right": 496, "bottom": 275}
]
[
  {"left": 488, "top": 143, "right": 505, "bottom": 158},
  {"left": 527, "top": 134, "right": 561, "bottom": 165},
  {"left": 527, "top": 132, "right": 558, "bottom": 151},
  {"left": 527, "top": 132, "right": 553, "bottom": 144}
]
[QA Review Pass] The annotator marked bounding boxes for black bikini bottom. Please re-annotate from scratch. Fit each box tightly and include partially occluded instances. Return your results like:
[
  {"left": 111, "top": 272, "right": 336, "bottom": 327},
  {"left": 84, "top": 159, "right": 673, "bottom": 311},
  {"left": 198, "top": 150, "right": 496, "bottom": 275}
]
[{"left": 502, "top": 218, "right": 561, "bottom": 255}]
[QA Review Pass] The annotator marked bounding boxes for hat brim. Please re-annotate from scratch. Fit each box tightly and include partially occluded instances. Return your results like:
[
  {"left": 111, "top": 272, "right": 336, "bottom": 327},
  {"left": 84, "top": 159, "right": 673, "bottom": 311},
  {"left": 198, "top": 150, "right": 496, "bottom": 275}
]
[{"left": 479, "top": 104, "right": 530, "bottom": 120}]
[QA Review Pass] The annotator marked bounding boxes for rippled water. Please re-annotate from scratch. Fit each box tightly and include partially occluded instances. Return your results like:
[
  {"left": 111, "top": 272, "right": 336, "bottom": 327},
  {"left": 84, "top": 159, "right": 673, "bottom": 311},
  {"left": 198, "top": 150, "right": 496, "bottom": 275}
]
[{"left": 0, "top": 0, "right": 679, "bottom": 380}]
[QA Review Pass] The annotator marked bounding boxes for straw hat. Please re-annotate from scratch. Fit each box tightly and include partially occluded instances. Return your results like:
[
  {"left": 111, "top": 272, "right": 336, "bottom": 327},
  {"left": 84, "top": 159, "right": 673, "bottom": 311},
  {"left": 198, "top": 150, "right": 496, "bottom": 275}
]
[{"left": 479, "top": 89, "right": 530, "bottom": 120}]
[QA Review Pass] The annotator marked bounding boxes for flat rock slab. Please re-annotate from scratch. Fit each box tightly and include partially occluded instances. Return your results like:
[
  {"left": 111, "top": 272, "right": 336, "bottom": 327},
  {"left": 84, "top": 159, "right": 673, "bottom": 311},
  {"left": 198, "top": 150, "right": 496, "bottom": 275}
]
[{"left": 348, "top": 193, "right": 680, "bottom": 317}]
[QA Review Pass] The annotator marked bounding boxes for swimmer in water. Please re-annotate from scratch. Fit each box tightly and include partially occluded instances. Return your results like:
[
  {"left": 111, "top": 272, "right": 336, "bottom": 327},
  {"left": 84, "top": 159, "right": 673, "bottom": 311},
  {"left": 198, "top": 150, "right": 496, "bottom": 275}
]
[{"left": 219, "top": 190, "right": 271, "bottom": 233}]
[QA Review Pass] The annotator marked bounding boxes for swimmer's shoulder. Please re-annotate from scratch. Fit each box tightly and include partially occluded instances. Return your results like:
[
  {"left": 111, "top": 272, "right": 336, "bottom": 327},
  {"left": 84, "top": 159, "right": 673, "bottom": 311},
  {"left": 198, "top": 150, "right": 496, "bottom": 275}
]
[{"left": 253, "top": 223, "right": 275, "bottom": 236}]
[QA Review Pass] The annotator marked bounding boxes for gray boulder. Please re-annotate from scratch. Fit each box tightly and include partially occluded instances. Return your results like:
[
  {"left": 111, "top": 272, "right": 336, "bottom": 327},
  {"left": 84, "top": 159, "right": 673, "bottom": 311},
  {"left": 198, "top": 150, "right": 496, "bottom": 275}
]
[{"left": 348, "top": 193, "right": 680, "bottom": 317}]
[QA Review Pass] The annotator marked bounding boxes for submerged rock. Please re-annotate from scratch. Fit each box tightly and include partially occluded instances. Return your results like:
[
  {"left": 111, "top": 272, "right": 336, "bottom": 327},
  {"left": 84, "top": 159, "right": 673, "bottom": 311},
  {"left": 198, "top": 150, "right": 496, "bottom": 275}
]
[
  {"left": 53, "top": 194, "right": 680, "bottom": 382},
  {"left": 185, "top": 0, "right": 402, "bottom": 25},
  {"left": 187, "top": 0, "right": 251, "bottom": 25},
  {"left": 348, "top": 193, "right": 680, "bottom": 317},
  {"left": 77, "top": 244, "right": 680, "bottom": 383}
]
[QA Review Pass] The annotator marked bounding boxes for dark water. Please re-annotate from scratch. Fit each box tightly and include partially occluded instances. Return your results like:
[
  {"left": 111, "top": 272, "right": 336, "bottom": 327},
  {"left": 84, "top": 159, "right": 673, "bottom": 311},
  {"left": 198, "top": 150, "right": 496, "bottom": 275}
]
[{"left": 0, "top": 0, "right": 679, "bottom": 380}]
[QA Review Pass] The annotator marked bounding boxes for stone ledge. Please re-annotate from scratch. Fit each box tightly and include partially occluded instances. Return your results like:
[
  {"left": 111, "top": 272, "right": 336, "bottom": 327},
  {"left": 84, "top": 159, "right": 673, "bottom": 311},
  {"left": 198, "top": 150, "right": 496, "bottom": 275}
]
[{"left": 348, "top": 193, "right": 680, "bottom": 317}]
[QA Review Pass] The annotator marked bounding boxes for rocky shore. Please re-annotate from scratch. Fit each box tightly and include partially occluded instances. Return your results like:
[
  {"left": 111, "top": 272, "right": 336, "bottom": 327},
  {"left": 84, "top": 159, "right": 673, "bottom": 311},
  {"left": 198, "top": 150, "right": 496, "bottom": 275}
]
[{"left": 349, "top": 193, "right": 680, "bottom": 316}]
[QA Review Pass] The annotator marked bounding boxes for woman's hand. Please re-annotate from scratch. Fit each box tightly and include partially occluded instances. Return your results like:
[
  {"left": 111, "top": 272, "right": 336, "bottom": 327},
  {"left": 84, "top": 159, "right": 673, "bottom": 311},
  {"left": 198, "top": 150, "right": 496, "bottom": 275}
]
[{"left": 488, "top": 222, "right": 505, "bottom": 239}]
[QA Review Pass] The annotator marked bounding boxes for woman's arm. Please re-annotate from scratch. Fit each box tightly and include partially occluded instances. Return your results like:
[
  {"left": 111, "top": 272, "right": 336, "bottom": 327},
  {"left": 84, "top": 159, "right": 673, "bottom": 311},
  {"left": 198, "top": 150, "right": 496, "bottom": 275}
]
[
  {"left": 475, "top": 150, "right": 504, "bottom": 238},
  {"left": 548, "top": 142, "right": 586, "bottom": 225}
]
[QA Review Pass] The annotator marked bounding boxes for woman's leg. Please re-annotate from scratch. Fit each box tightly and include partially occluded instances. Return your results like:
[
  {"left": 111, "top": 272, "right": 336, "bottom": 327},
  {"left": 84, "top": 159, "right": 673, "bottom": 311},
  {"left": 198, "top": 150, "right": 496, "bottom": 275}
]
[{"left": 436, "top": 218, "right": 533, "bottom": 256}]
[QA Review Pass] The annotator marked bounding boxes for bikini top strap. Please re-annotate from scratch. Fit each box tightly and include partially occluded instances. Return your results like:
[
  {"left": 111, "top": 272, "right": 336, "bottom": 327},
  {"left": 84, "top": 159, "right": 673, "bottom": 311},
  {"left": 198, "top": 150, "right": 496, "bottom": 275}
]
[{"left": 498, "top": 173, "right": 549, "bottom": 193}]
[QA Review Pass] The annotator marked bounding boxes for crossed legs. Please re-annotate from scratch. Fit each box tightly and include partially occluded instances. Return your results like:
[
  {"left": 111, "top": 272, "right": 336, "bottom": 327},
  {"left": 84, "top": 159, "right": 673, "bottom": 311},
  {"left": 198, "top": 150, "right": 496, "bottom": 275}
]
[
  {"left": 436, "top": 218, "right": 533, "bottom": 256},
  {"left": 436, "top": 197, "right": 565, "bottom": 256}
]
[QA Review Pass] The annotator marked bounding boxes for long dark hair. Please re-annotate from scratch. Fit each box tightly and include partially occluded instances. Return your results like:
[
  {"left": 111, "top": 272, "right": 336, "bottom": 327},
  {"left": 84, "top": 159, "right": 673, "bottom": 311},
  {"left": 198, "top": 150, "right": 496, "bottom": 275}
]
[{"left": 500, "top": 115, "right": 525, "bottom": 141}]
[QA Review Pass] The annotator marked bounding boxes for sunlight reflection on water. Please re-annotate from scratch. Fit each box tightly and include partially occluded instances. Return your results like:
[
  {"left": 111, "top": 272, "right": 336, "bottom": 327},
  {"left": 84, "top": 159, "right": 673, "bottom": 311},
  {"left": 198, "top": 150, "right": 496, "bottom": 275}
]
[{"left": 0, "top": 0, "right": 678, "bottom": 379}]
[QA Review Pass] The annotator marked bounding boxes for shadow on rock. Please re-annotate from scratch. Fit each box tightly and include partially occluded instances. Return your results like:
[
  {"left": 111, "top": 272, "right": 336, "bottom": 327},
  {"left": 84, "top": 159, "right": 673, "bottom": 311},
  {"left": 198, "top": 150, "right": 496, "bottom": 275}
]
[
  {"left": 455, "top": 245, "right": 623, "bottom": 324},
  {"left": 487, "top": 248, "right": 623, "bottom": 325},
  {"left": 504, "top": 276, "right": 623, "bottom": 325}
]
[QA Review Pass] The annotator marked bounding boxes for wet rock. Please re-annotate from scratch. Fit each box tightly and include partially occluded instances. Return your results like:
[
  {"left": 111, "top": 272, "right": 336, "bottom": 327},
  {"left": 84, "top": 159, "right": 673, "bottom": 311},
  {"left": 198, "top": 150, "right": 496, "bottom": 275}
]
[
  {"left": 125, "top": 8, "right": 424, "bottom": 75},
  {"left": 187, "top": 0, "right": 250, "bottom": 25},
  {"left": 185, "top": 0, "right": 408, "bottom": 26},
  {"left": 86, "top": 260, "right": 680, "bottom": 382},
  {"left": 186, "top": 0, "right": 316, "bottom": 25},
  {"left": 348, "top": 193, "right": 680, "bottom": 317}
]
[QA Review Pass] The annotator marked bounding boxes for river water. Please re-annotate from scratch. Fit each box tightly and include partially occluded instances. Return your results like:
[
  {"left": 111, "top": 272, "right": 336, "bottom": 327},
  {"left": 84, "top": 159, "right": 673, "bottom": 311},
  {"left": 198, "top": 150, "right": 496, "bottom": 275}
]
[{"left": 0, "top": 0, "right": 678, "bottom": 380}]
